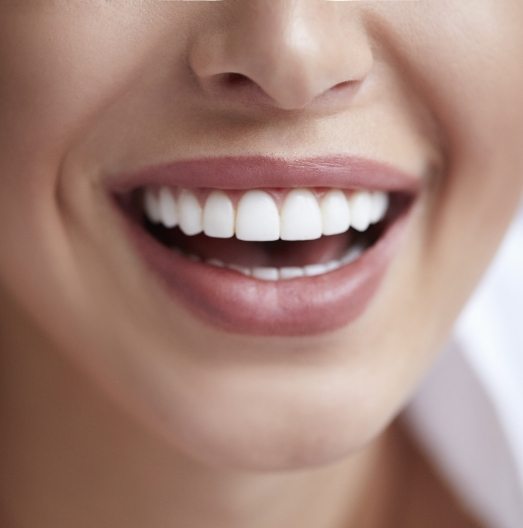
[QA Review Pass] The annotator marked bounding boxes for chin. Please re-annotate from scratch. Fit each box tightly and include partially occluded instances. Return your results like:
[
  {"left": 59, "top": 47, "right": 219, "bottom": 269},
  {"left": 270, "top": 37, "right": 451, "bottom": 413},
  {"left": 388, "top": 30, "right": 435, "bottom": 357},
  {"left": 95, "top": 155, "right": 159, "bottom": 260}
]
[{"left": 134, "top": 366, "right": 396, "bottom": 472}]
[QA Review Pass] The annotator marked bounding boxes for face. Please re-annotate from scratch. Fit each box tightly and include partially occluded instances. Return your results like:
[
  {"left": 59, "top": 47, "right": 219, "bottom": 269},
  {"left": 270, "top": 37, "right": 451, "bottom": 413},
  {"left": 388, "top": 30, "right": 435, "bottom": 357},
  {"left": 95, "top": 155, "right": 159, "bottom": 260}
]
[{"left": 1, "top": 0, "right": 522, "bottom": 471}]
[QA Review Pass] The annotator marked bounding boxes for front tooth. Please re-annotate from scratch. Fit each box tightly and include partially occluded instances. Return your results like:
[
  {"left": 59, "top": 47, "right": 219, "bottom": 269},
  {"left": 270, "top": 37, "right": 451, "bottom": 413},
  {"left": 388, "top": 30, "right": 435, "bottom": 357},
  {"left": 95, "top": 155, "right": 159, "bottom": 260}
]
[
  {"left": 251, "top": 267, "right": 279, "bottom": 281},
  {"left": 158, "top": 187, "right": 178, "bottom": 228},
  {"left": 279, "top": 267, "right": 305, "bottom": 280},
  {"left": 280, "top": 189, "right": 322, "bottom": 241},
  {"left": 178, "top": 190, "right": 203, "bottom": 235},
  {"left": 203, "top": 191, "right": 234, "bottom": 238},
  {"left": 321, "top": 190, "right": 351, "bottom": 235},
  {"left": 144, "top": 189, "right": 161, "bottom": 223},
  {"left": 348, "top": 191, "right": 372, "bottom": 232},
  {"left": 236, "top": 190, "right": 280, "bottom": 241},
  {"left": 370, "top": 191, "right": 389, "bottom": 223}
]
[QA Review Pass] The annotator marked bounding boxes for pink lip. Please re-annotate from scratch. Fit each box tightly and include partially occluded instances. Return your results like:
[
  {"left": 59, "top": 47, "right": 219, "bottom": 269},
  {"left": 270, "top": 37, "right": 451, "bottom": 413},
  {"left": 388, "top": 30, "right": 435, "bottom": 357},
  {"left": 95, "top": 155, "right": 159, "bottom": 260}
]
[
  {"left": 111, "top": 156, "right": 421, "bottom": 336},
  {"left": 109, "top": 155, "right": 421, "bottom": 193}
]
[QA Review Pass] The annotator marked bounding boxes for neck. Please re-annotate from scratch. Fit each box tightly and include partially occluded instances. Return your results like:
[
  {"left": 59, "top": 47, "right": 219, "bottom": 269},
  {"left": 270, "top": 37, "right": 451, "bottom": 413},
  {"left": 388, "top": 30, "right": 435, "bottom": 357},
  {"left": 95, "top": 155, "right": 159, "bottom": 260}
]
[{"left": 0, "top": 307, "right": 395, "bottom": 528}]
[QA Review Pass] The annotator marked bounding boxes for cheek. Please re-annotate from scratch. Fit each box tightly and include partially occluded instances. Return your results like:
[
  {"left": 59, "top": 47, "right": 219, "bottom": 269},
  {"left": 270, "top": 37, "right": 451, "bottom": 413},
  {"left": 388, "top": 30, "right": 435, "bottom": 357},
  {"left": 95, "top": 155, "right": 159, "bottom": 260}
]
[
  {"left": 371, "top": 2, "right": 523, "bottom": 234},
  {"left": 0, "top": 4, "right": 186, "bottom": 314},
  {"left": 0, "top": 5, "right": 163, "bottom": 184},
  {"left": 0, "top": 6, "right": 177, "bottom": 362},
  {"left": 396, "top": 2, "right": 523, "bottom": 166},
  {"left": 361, "top": 3, "right": 523, "bottom": 362},
  {"left": 429, "top": 28, "right": 523, "bottom": 280},
  {"left": 400, "top": 4, "right": 523, "bottom": 295}
]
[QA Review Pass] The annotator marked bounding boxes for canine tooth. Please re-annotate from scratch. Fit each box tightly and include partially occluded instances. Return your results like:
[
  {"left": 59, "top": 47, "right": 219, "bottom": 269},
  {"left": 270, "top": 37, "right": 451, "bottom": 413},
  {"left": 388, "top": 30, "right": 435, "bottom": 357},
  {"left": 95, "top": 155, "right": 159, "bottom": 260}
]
[
  {"left": 341, "top": 244, "right": 365, "bottom": 264},
  {"left": 324, "top": 260, "right": 341, "bottom": 272},
  {"left": 236, "top": 190, "right": 280, "bottom": 241},
  {"left": 279, "top": 267, "right": 305, "bottom": 280},
  {"left": 280, "top": 189, "right": 322, "bottom": 241},
  {"left": 207, "top": 258, "right": 225, "bottom": 268},
  {"left": 227, "top": 264, "right": 252, "bottom": 276},
  {"left": 178, "top": 190, "right": 203, "bottom": 235},
  {"left": 304, "top": 263, "right": 329, "bottom": 277},
  {"left": 251, "top": 267, "right": 279, "bottom": 281},
  {"left": 158, "top": 187, "right": 178, "bottom": 228},
  {"left": 370, "top": 191, "right": 389, "bottom": 223},
  {"left": 321, "top": 190, "right": 351, "bottom": 235},
  {"left": 348, "top": 191, "right": 372, "bottom": 232},
  {"left": 144, "top": 189, "right": 161, "bottom": 223},
  {"left": 203, "top": 191, "right": 234, "bottom": 238}
]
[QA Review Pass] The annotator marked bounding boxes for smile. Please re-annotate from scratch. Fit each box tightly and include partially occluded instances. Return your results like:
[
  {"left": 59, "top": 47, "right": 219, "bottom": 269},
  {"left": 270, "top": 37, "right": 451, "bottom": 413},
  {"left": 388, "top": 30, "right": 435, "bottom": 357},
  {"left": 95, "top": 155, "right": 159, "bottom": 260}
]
[{"left": 111, "top": 156, "right": 421, "bottom": 335}]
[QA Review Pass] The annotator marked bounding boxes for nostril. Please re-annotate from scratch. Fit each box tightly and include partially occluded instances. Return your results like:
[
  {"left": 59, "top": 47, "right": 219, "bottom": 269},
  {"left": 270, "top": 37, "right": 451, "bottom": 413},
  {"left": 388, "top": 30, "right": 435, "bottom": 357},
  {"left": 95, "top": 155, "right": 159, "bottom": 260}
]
[
  {"left": 224, "top": 72, "right": 252, "bottom": 87},
  {"left": 333, "top": 80, "right": 352, "bottom": 91},
  {"left": 212, "top": 71, "right": 275, "bottom": 105},
  {"left": 219, "top": 72, "right": 360, "bottom": 110},
  {"left": 200, "top": 69, "right": 360, "bottom": 113}
]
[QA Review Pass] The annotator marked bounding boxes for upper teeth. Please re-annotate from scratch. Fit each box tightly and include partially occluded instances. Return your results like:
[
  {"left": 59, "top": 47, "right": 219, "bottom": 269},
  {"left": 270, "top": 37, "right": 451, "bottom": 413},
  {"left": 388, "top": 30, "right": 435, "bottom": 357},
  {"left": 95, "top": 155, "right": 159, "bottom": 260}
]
[{"left": 143, "top": 187, "right": 389, "bottom": 241}]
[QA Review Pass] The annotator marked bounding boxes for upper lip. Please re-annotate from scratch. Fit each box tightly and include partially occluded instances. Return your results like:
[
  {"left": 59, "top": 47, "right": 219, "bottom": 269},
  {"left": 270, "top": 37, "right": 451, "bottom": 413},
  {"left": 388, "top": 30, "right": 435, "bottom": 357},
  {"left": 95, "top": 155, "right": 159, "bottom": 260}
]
[{"left": 108, "top": 155, "right": 422, "bottom": 194}]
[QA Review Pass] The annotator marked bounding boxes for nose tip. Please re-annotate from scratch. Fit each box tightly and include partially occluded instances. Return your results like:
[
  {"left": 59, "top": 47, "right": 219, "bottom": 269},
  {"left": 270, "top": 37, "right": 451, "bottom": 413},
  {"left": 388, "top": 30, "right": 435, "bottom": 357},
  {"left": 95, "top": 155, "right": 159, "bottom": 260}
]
[{"left": 189, "top": 4, "right": 374, "bottom": 113}]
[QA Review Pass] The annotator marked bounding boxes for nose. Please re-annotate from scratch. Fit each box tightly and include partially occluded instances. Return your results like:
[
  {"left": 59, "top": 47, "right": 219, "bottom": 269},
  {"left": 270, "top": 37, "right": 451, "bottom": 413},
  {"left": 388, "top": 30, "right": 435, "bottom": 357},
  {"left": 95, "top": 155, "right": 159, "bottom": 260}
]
[{"left": 189, "top": 1, "right": 373, "bottom": 113}]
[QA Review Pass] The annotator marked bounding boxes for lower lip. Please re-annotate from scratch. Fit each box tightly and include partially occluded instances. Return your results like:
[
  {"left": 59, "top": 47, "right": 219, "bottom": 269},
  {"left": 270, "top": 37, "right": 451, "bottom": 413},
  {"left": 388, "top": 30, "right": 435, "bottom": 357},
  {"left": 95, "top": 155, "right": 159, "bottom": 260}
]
[{"left": 121, "top": 206, "right": 414, "bottom": 337}]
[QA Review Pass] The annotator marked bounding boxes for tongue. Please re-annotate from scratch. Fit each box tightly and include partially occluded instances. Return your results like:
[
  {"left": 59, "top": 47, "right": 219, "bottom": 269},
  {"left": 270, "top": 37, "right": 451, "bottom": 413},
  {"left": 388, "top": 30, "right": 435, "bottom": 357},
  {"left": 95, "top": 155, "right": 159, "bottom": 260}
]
[{"left": 172, "top": 231, "right": 353, "bottom": 268}]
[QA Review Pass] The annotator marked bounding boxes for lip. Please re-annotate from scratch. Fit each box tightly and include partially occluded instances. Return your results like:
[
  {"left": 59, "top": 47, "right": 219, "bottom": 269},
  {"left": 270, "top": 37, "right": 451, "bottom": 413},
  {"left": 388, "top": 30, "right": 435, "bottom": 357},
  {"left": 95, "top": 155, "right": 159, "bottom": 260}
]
[
  {"left": 109, "top": 155, "right": 421, "bottom": 193},
  {"left": 110, "top": 155, "right": 421, "bottom": 336}
]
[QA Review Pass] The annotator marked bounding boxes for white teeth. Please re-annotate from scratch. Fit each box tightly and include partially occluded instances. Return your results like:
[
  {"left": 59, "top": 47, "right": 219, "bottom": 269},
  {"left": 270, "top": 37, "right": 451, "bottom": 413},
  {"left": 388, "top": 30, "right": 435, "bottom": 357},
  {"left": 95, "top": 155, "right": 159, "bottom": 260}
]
[
  {"left": 279, "top": 267, "right": 305, "bottom": 279},
  {"left": 280, "top": 189, "right": 322, "bottom": 241},
  {"left": 324, "top": 260, "right": 341, "bottom": 272},
  {"left": 207, "top": 258, "right": 225, "bottom": 268},
  {"left": 143, "top": 186, "right": 391, "bottom": 240},
  {"left": 348, "top": 191, "right": 372, "bottom": 232},
  {"left": 251, "top": 267, "right": 280, "bottom": 281},
  {"left": 144, "top": 189, "right": 161, "bottom": 224},
  {"left": 228, "top": 263, "right": 252, "bottom": 276},
  {"left": 193, "top": 240, "right": 365, "bottom": 281},
  {"left": 321, "top": 190, "right": 351, "bottom": 236},
  {"left": 370, "top": 191, "right": 389, "bottom": 224},
  {"left": 142, "top": 184, "right": 387, "bottom": 281},
  {"left": 304, "top": 263, "right": 330, "bottom": 277},
  {"left": 158, "top": 187, "right": 178, "bottom": 228},
  {"left": 236, "top": 190, "right": 280, "bottom": 241},
  {"left": 341, "top": 244, "right": 365, "bottom": 264},
  {"left": 203, "top": 191, "right": 235, "bottom": 238},
  {"left": 178, "top": 190, "right": 203, "bottom": 236}
]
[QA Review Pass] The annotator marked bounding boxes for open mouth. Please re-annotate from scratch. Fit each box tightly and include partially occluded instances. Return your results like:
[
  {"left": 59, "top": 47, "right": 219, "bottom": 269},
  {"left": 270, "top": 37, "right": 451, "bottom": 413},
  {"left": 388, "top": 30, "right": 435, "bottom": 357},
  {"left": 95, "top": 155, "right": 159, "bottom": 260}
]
[
  {"left": 111, "top": 156, "right": 420, "bottom": 336},
  {"left": 124, "top": 186, "right": 403, "bottom": 278}
]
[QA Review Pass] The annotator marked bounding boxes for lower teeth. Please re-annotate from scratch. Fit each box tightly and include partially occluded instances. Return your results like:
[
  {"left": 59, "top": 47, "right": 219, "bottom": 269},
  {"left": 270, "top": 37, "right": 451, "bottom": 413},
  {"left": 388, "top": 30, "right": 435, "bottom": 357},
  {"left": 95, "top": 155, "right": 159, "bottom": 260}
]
[{"left": 175, "top": 244, "right": 366, "bottom": 281}]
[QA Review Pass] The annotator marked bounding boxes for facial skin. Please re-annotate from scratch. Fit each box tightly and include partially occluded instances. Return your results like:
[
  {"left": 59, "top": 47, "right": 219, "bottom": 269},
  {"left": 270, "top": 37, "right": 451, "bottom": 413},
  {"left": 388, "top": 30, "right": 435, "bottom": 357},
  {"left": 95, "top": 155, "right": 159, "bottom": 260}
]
[{"left": 0, "top": 1, "right": 522, "bottom": 526}]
